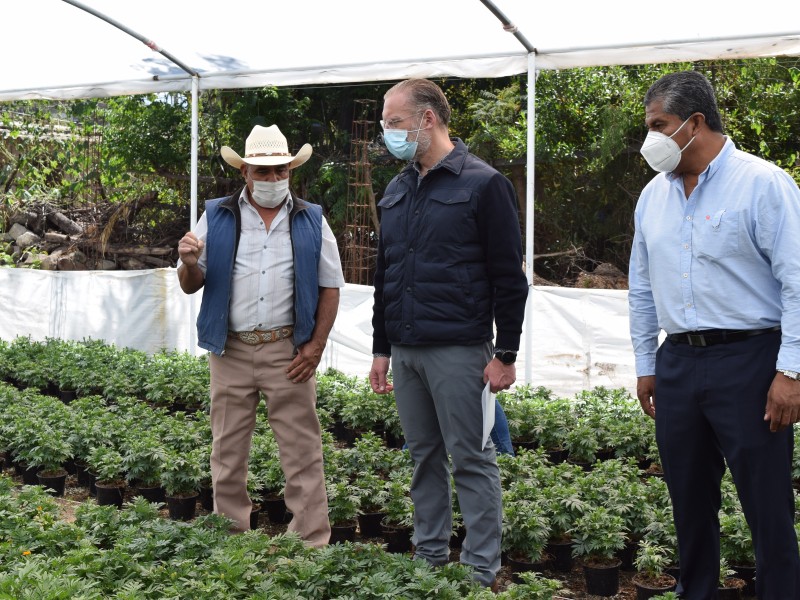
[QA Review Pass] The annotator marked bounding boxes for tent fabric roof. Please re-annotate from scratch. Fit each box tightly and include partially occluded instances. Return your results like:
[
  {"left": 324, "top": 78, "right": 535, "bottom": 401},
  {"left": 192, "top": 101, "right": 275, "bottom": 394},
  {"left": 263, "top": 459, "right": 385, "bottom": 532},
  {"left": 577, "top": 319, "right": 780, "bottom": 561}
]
[{"left": 4, "top": 0, "right": 800, "bottom": 101}]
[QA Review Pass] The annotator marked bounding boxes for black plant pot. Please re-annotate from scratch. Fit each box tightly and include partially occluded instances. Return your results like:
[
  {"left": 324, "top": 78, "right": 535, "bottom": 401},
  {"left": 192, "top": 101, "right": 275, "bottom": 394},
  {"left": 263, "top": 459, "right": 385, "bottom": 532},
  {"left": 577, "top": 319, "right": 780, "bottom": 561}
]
[
  {"left": 21, "top": 463, "right": 40, "bottom": 486},
  {"left": 383, "top": 430, "right": 406, "bottom": 449},
  {"left": 546, "top": 539, "right": 574, "bottom": 572},
  {"left": 732, "top": 564, "right": 756, "bottom": 597},
  {"left": 450, "top": 525, "right": 466, "bottom": 549},
  {"left": 546, "top": 447, "right": 568, "bottom": 464},
  {"left": 507, "top": 553, "right": 548, "bottom": 584},
  {"left": 357, "top": 511, "right": 386, "bottom": 538},
  {"left": 95, "top": 482, "right": 126, "bottom": 509},
  {"left": 166, "top": 493, "right": 198, "bottom": 521},
  {"left": 37, "top": 470, "right": 68, "bottom": 497},
  {"left": 583, "top": 560, "right": 622, "bottom": 597},
  {"left": 330, "top": 521, "right": 357, "bottom": 544},
  {"left": 382, "top": 523, "right": 412, "bottom": 554},
  {"left": 59, "top": 388, "right": 77, "bottom": 404},
  {"left": 199, "top": 484, "right": 214, "bottom": 511},
  {"left": 263, "top": 496, "right": 290, "bottom": 524},
  {"left": 718, "top": 577, "right": 746, "bottom": 600},
  {"left": 135, "top": 484, "right": 166, "bottom": 504},
  {"left": 632, "top": 574, "right": 677, "bottom": 600},
  {"left": 249, "top": 504, "right": 261, "bottom": 529},
  {"left": 618, "top": 538, "right": 639, "bottom": 571},
  {"left": 63, "top": 458, "right": 77, "bottom": 475}
]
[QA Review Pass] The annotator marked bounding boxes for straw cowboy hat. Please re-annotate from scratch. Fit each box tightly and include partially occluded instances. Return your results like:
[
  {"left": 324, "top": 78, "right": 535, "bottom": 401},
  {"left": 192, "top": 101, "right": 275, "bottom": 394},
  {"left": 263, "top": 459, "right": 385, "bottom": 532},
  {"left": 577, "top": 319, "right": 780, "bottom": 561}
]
[{"left": 221, "top": 124, "right": 312, "bottom": 169}]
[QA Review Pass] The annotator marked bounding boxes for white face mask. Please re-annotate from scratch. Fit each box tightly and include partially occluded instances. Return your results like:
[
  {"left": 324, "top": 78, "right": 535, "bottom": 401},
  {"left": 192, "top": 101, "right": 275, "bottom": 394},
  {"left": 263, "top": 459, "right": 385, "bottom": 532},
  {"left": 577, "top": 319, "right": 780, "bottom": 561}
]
[
  {"left": 251, "top": 179, "right": 289, "bottom": 208},
  {"left": 640, "top": 116, "right": 696, "bottom": 172}
]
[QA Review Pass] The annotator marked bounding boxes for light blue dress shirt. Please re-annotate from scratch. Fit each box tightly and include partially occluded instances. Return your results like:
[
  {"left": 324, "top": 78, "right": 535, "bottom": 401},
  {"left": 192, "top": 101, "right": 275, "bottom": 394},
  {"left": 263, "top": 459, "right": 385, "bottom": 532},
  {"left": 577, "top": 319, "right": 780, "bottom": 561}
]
[{"left": 629, "top": 138, "right": 800, "bottom": 377}]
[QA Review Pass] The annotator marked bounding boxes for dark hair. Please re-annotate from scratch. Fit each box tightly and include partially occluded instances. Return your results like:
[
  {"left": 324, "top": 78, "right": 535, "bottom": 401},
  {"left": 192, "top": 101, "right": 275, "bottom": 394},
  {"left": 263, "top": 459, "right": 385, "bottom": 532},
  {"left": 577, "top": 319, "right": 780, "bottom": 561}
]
[
  {"left": 386, "top": 79, "right": 451, "bottom": 127},
  {"left": 644, "top": 71, "right": 723, "bottom": 133}
]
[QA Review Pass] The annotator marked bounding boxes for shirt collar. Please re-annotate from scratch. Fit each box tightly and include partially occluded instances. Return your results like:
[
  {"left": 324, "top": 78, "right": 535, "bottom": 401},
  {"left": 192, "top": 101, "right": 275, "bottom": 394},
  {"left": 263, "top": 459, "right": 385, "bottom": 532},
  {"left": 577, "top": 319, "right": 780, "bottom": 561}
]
[
  {"left": 666, "top": 136, "right": 735, "bottom": 185},
  {"left": 408, "top": 138, "right": 469, "bottom": 177}
]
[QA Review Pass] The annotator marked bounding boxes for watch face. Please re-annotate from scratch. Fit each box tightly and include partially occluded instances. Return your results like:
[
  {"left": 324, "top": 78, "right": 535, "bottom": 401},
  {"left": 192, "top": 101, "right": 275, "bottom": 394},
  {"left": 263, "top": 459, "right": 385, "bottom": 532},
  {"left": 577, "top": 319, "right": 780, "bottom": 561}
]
[{"left": 496, "top": 351, "right": 516, "bottom": 365}]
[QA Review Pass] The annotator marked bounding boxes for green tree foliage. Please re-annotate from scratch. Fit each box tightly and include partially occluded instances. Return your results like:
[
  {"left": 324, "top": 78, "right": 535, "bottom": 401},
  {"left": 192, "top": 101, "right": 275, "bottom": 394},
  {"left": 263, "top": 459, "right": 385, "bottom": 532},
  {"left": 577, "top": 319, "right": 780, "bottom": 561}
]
[{"left": 2, "top": 59, "right": 799, "bottom": 281}]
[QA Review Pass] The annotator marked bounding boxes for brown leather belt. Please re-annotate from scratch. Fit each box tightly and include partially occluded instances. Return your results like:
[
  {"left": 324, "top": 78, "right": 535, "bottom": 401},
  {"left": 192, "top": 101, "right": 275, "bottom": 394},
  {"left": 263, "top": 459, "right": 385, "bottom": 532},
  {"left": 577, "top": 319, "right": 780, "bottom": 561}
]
[{"left": 228, "top": 326, "right": 293, "bottom": 345}]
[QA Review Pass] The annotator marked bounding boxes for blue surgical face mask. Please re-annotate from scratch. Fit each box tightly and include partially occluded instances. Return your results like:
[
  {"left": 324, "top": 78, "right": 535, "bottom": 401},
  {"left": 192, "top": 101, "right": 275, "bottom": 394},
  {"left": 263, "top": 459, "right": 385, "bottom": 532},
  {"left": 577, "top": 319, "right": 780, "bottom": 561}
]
[{"left": 382, "top": 114, "right": 425, "bottom": 161}]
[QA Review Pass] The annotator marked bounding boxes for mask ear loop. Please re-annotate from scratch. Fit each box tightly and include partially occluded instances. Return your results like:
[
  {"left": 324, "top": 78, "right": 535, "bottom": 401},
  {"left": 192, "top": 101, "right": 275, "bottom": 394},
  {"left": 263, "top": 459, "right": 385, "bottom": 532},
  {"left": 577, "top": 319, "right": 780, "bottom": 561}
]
[
  {"left": 411, "top": 111, "right": 427, "bottom": 143},
  {"left": 669, "top": 113, "right": 699, "bottom": 152}
]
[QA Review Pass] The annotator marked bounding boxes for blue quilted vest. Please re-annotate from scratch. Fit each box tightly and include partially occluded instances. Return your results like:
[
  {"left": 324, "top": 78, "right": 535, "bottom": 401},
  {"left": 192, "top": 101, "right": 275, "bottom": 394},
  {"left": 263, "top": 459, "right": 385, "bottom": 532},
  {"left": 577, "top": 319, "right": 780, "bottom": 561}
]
[{"left": 196, "top": 190, "right": 322, "bottom": 355}]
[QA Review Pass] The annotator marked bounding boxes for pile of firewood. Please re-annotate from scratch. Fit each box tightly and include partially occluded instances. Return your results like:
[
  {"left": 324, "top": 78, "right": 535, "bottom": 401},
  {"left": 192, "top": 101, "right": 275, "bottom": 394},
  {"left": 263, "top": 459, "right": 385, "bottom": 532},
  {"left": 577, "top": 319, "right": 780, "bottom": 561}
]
[{"left": 1, "top": 201, "right": 177, "bottom": 271}]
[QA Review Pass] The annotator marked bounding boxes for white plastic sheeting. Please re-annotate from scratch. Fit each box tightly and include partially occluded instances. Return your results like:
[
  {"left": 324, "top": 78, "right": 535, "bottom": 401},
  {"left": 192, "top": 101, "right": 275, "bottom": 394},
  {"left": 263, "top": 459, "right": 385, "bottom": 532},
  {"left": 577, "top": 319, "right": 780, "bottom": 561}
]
[
  {"left": 0, "top": 268, "right": 638, "bottom": 398},
  {"left": 2, "top": 0, "right": 799, "bottom": 101}
]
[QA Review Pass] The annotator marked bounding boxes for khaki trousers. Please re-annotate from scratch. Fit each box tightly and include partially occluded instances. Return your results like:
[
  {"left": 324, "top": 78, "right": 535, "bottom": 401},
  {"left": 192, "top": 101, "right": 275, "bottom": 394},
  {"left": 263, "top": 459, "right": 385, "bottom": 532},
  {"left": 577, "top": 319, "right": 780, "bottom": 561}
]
[{"left": 209, "top": 336, "right": 330, "bottom": 546}]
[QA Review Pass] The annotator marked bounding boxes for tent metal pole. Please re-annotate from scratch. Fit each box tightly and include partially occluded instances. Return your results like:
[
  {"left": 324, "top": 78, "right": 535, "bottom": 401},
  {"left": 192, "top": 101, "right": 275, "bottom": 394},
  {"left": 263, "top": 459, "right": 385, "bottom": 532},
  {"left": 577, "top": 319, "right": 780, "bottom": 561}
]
[
  {"left": 189, "top": 76, "right": 199, "bottom": 353},
  {"left": 190, "top": 77, "right": 199, "bottom": 230},
  {"left": 60, "top": 0, "right": 199, "bottom": 77},
  {"left": 524, "top": 52, "right": 536, "bottom": 384},
  {"left": 477, "top": 0, "right": 535, "bottom": 53}
]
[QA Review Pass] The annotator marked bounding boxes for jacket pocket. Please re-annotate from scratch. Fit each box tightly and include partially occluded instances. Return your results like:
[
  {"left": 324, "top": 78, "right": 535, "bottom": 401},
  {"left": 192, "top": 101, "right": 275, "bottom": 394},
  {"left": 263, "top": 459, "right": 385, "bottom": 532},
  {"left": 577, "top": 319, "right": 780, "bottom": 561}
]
[
  {"left": 429, "top": 189, "right": 473, "bottom": 206},
  {"left": 378, "top": 192, "right": 406, "bottom": 209}
]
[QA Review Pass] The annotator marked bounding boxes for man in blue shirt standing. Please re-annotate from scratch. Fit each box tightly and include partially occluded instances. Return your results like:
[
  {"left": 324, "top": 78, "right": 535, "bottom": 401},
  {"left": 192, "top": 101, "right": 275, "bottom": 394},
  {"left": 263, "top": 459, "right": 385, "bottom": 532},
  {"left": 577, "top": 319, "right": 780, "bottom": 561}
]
[{"left": 629, "top": 70, "right": 800, "bottom": 598}]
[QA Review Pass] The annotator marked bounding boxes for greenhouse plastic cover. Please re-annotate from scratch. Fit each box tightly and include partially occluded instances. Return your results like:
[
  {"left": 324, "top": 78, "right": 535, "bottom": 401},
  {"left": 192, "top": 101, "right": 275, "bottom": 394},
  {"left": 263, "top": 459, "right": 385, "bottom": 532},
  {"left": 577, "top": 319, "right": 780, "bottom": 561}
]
[
  {"left": 0, "top": 268, "right": 640, "bottom": 399},
  {"left": 1, "top": 0, "right": 799, "bottom": 101}
]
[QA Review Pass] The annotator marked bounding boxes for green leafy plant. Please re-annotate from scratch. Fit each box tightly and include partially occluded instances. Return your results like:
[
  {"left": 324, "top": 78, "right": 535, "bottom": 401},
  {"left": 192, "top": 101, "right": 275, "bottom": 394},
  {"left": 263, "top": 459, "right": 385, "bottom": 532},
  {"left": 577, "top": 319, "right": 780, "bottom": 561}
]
[
  {"left": 354, "top": 471, "right": 389, "bottom": 515},
  {"left": 86, "top": 445, "right": 126, "bottom": 485},
  {"left": 326, "top": 479, "right": 360, "bottom": 526},
  {"left": 122, "top": 438, "right": 166, "bottom": 488},
  {"left": 502, "top": 498, "right": 551, "bottom": 563},
  {"left": 632, "top": 539, "right": 675, "bottom": 587},
  {"left": 503, "top": 571, "right": 565, "bottom": 599},
  {"left": 720, "top": 511, "right": 755, "bottom": 567},
  {"left": 570, "top": 505, "right": 627, "bottom": 566},
  {"left": 381, "top": 476, "right": 413, "bottom": 529},
  {"left": 160, "top": 448, "right": 204, "bottom": 497}
]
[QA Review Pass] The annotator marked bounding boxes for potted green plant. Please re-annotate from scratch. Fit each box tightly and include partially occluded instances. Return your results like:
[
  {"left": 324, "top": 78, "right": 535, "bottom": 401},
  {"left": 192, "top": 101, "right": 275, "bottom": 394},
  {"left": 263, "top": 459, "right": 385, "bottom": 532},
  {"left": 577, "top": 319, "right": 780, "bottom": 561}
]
[
  {"left": 380, "top": 476, "right": 413, "bottom": 553},
  {"left": 355, "top": 471, "right": 389, "bottom": 538},
  {"left": 631, "top": 540, "right": 677, "bottom": 599},
  {"left": 160, "top": 448, "right": 203, "bottom": 521},
  {"left": 720, "top": 511, "right": 756, "bottom": 596},
  {"left": 326, "top": 479, "right": 360, "bottom": 544},
  {"left": 25, "top": 425, "right": 72, "bottom": 497},
  {"left": 540, "top": 477, "right": 586, "bottom": 573},
  {"left": 122, "top": 437, "right": 166, "bottom": 504},
  {"left": 718, "top": 557, "right": 746, "bottom": 598},
  {"left": 86, "top": 445, "right": 127, "bottom": 508},
  {"left": 246, "top": 469, "right": 265, "bottom": 530},
  {"left": 502, "top": 497, "right": 552, "bottom": 582},
  {"left": 505, "top": 571, "right": 565, "bottom": 599},
  {"left": 570, "top": 505, "right": 627, "bottom": 597}
]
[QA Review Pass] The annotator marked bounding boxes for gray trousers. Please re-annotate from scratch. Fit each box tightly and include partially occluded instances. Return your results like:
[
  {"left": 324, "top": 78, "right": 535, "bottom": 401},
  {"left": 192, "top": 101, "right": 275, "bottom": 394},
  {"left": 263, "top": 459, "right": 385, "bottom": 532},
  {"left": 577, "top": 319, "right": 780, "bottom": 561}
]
[{"left": 391, "top": 342, "right": 502, "bottom": 586}]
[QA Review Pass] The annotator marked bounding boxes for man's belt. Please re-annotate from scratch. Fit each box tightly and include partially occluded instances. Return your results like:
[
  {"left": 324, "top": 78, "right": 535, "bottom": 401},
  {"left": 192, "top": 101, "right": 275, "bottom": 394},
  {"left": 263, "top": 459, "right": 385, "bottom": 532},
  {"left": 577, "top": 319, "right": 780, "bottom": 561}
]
[
  {"left": 667, "top": 326, "right": 780, "bottom": 347},
  {"left": 229, "top": 326, "right": 294, "bottom": 345}
]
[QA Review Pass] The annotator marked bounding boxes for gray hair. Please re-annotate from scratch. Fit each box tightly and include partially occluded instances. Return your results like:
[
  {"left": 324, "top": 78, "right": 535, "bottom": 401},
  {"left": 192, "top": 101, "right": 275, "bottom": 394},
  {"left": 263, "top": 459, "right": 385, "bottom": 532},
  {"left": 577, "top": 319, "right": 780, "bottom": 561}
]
[
  {"left": 644, "top": 71, "right": 723, "bottom": 133},
  {"left": 386, "top": 79, "right": 451, "bottom": 128}
]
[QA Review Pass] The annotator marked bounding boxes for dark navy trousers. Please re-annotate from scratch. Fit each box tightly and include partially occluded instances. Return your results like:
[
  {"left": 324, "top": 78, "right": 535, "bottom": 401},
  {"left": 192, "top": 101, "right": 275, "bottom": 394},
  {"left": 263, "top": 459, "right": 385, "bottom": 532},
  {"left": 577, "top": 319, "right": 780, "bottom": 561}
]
[{"left": 655, "top": 330, "right": 800, "bottom": 599}]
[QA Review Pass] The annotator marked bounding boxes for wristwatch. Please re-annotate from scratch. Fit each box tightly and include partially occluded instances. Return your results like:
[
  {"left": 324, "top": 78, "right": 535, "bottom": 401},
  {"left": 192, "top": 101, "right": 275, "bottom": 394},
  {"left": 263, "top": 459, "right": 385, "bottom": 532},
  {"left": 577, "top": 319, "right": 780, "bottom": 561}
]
[
  {"left": 494, "top": 349, "right": 517, "bottom": 365},
  {"left": 778, "top": 369, "right": 800, "bottom": 381}
]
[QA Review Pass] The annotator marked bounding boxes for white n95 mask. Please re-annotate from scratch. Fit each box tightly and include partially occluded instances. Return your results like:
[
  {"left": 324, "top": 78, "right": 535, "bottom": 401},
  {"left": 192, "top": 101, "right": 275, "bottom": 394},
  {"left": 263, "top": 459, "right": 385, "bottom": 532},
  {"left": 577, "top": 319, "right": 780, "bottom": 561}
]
[{"left": 640, "top": 117, "right": 696, "bottom": 172}]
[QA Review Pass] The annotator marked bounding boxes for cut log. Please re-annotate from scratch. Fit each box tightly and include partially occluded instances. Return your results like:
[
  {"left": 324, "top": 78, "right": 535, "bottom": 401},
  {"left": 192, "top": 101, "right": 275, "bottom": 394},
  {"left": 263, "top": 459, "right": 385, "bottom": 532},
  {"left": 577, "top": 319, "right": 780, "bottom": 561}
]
[{"left": 46, "top": 210, "right": 84, "bottom": 236}]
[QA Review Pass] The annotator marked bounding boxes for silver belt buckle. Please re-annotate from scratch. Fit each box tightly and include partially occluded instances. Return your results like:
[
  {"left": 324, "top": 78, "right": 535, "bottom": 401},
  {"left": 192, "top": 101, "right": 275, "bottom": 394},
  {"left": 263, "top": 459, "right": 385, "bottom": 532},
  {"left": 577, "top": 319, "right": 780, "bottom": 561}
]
[{"left": 687, "top": 333, "right": 707, "bottom": 347}]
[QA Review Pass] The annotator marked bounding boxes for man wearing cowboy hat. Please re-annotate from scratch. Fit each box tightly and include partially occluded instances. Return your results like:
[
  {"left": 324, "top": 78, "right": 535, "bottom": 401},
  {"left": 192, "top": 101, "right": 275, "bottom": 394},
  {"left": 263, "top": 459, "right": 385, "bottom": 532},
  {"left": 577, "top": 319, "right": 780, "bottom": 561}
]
[{"left": 177, "top": 124, "right": 344, "bottom": 545}]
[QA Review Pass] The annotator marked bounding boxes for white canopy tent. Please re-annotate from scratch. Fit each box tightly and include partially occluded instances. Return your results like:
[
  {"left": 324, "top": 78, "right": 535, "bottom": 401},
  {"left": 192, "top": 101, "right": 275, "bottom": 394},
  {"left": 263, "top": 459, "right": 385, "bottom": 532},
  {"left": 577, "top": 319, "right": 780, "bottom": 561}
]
[{"left": 2, "top": 0, "right": 800, "bottom": 384}]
